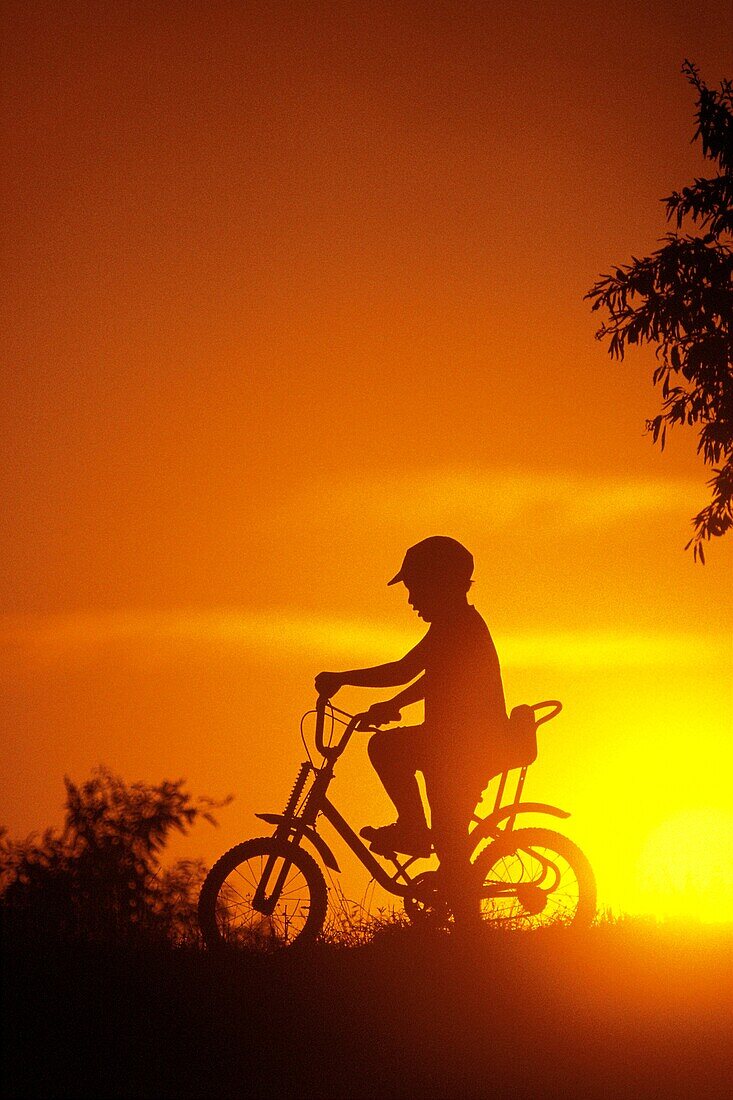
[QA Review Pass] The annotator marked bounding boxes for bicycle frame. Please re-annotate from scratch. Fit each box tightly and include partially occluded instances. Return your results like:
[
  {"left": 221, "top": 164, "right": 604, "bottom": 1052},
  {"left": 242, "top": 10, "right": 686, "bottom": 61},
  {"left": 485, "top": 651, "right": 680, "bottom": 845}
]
[{"left": 254, "top": 695, "right": 571, "bottom": 906}]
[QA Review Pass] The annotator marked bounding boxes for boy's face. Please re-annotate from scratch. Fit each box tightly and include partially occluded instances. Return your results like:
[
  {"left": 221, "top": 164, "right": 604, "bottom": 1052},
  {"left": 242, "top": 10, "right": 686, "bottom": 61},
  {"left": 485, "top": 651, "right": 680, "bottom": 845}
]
[{"left": 405, "top": 577, "right": 463, "bottom": 622}]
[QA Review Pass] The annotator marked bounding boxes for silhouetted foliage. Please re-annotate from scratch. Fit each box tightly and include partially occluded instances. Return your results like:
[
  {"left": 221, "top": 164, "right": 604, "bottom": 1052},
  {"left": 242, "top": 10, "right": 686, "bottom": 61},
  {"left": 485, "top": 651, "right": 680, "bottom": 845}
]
[
  {"left": 0, "top": 767, "right": 230, "bottom": 944},
  {"left": 587, "top": 61, "right": 733, "bottom": 561}
]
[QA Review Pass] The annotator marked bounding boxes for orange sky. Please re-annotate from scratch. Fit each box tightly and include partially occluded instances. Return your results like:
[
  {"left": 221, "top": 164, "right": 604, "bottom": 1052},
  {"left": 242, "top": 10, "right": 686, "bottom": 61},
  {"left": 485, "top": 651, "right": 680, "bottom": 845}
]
[{"left": 2, "top": 1, "right": 731, "bottom": 919}]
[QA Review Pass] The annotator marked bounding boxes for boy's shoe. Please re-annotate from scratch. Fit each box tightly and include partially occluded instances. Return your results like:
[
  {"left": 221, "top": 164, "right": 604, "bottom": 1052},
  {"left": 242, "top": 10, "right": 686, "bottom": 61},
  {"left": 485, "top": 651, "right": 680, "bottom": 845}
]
[{"left": 360, "top": 822, "right": 432, "bottom": 858}]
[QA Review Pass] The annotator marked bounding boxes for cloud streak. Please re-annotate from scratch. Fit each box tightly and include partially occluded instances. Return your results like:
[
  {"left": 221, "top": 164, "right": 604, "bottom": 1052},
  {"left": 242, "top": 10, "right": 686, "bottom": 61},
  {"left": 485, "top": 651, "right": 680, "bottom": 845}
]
[
  {"left": 1, "top": 608, "right": 728, "bottom": 671},
  {"left": 311, "top": 469, "right": 702, "bottom": 531}
]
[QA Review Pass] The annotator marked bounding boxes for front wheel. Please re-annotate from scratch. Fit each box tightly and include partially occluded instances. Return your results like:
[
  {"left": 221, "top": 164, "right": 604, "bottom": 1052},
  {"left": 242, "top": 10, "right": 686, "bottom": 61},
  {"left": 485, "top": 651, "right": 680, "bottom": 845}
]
[
  {"left": 475, "top": 827, "right": 596, "bottom": 929},
  {"left": 198, "top": 837, "right": 328, "bottom": 952}
]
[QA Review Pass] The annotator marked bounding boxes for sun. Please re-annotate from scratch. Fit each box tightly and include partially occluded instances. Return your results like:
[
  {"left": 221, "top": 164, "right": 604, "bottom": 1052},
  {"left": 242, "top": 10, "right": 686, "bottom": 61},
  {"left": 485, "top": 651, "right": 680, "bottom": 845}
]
[{"left": 637, "top": 808, "right": 733, "bottom": 923}]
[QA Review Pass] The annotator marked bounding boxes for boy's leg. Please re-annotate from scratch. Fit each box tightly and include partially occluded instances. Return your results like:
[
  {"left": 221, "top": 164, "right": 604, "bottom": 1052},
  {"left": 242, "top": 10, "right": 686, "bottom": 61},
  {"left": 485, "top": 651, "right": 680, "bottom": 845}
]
[
  {"left": 427, "top": 775, "right": 483, "bottom": 929},
  {"left": 367, "top": 726, "right": 427, "bottom": 831}
]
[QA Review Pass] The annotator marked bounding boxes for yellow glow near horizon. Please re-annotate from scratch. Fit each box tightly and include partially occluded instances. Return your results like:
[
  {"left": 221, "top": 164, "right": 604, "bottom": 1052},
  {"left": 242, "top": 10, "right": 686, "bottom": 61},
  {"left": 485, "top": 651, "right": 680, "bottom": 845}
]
[{"left": 637, "top": 809, "right": 733, "bottom": 923}]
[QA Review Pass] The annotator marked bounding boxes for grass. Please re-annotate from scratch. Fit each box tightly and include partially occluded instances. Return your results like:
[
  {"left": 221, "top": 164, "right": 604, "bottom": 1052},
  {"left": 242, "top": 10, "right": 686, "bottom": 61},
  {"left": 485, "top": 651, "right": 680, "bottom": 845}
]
[{"left": 2, "top": 916, "right": 732, "bottom": 1099}]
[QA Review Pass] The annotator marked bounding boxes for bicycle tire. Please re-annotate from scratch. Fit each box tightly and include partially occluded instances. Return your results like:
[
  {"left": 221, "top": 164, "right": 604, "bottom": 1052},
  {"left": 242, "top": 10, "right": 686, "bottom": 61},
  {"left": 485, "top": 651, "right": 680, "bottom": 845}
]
[
  {"left": 198, "top": 836, "right": 328, "bottom": 951},
  {"left": 475, "top": 827, "right": 596, "bottom": 929}
]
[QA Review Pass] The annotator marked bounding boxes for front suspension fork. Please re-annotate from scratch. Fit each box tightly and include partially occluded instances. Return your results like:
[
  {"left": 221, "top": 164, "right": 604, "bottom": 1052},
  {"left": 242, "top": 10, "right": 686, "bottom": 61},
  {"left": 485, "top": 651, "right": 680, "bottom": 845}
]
[
  {"left": 254, "top": 762, "right": 314, "bottom": 914},
  {"left": 252, "top": 852, "right": 295, "bottom": 915}
]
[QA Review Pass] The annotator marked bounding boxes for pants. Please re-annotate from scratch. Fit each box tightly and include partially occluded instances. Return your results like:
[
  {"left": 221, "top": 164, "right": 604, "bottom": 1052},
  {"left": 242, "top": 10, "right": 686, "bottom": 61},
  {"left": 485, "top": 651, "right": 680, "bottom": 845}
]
[{"left": 368, "top": 724, "right": 493, "bottom": 926}]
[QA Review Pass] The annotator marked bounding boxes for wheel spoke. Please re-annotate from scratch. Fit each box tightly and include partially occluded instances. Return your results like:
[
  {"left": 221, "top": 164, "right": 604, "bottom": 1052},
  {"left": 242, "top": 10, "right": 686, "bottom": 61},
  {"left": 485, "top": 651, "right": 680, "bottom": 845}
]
[
  {"left": 476, "top": 830, "right": 593, "bottom": 930},
  {"left": 233, "top": 864, "right": 260, "bottom": 891},
  {"left": 201, "top": 842, "right": 325, "bottom": 953}
]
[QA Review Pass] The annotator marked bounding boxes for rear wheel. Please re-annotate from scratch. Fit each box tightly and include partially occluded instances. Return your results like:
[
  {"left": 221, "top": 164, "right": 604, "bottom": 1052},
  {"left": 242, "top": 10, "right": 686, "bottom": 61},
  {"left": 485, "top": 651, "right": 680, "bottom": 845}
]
[
  {"left": 198, "top": 837, "right": 328, "bottom": 952},
  {"left": 475, "top": 827, "right": 596, "bottom": 928}
]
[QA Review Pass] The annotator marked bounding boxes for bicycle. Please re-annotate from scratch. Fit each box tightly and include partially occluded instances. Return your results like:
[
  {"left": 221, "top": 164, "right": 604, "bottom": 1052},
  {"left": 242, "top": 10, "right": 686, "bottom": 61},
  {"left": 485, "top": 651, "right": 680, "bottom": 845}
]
[{"left": 198, "top": 695, "right": 596, "bottom": 951}]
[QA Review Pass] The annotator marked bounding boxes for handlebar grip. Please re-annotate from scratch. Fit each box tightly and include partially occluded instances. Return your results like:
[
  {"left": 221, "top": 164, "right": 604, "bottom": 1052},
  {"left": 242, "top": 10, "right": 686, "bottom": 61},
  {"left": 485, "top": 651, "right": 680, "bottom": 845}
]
[
  {"left": 314, "top": 697, "right": 368, "bottom": 760},
  {"left": 314, "top": 694, "right": 329, "bottom": 756}
]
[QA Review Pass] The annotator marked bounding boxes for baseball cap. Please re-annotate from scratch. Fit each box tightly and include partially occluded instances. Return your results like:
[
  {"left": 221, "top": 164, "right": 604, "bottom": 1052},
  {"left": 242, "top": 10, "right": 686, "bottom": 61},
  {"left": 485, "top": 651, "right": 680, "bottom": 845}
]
[{"left": 388, "top": 536, "right": 474, "bottom": 587}]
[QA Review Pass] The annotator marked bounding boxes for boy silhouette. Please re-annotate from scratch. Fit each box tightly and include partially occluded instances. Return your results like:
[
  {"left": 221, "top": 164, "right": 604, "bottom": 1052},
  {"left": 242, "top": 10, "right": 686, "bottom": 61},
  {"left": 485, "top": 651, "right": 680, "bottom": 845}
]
[{"left": 315, "top": 536, "right": 507, "bottom": 925}]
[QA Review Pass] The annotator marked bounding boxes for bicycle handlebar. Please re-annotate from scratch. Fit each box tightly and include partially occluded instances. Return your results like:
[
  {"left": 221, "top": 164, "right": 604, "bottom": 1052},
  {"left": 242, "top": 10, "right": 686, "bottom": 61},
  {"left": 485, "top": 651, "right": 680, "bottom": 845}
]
[
  {"left": 314, "top": 695, "right": 372, "bottom": 760},
  {"left": 313, "top": 695, "right": 563, "bottom": 761}
]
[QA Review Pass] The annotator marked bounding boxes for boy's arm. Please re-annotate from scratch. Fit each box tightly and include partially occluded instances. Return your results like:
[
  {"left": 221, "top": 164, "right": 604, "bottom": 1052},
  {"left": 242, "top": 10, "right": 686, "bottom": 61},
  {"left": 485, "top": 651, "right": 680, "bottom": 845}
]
[
  {"left": 315, "top": 638, "right": 427, "bottom": 697},
  {"left": 388, "top": 674, "right": 426, "bottom": 709},
  {"left": 361, "top": 674, "right": 426, "bottom": 728}
]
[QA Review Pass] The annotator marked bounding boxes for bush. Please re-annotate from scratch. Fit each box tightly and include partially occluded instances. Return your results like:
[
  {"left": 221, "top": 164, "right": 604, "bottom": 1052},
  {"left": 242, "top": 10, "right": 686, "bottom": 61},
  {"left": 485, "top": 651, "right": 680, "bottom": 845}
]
[{"left": 0, "top": 767, "right": 229, "bottom": 945}]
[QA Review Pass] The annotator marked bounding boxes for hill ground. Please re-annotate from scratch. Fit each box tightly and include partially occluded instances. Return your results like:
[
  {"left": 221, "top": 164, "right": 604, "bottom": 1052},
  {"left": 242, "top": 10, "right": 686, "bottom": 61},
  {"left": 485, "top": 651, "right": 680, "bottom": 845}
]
[{"left": 3, "top": 921, "right": 731, "bottom": 1099}]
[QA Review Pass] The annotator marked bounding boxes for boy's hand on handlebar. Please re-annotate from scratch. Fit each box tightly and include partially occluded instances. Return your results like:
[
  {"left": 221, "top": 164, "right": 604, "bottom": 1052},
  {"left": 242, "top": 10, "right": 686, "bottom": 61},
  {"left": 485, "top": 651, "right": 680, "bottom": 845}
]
[
  {"left": 361, "top": 700, "right": 402, "bottom": 728},
  {"left": 315, "top": 671, "right": 344, "bottom": 698}
]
